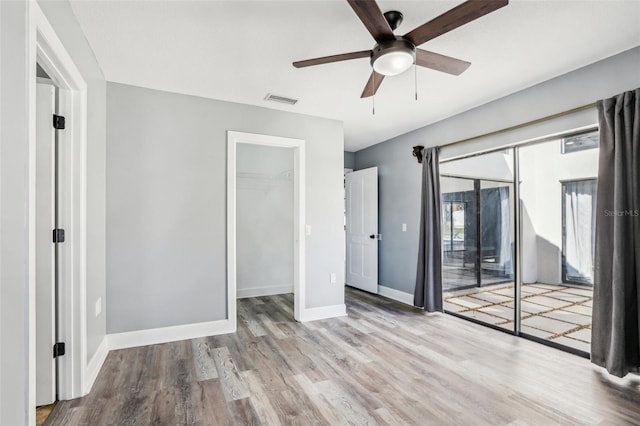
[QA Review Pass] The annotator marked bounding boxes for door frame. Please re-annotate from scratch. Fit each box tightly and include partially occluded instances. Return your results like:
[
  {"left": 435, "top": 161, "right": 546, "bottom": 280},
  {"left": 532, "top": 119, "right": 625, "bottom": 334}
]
[
  {"left": 344, "top": 166, "right": 379, "bottom": 294},
  {"left": 440, "top": 126, "right": 598, "bottom": 359},
  {"left": 227, "top": 131, "right": 306, "bottom": 323},
  {"left": 30, "top": 2, "right": 89, "bottom": 409}
]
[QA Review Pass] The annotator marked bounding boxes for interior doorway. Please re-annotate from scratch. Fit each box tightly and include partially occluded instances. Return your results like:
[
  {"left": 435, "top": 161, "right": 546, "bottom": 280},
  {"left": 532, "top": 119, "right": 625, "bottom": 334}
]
[
  {"left": 235, "top": 144, "right": 294, "bottom": 299},
  {"left": 22, "top": 6, "right": 91, "bottom": 424},
  {"left": 227, "top": 131, "right": 306, "bottom": 324},
  {"left": 345, "top": 167, "right": 379, "bottom": 294}
]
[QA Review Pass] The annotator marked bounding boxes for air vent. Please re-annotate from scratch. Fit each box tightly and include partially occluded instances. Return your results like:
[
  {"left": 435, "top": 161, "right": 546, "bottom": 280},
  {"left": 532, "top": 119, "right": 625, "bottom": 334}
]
[{"left": 264, "top": 93, "right": 298, "bottom": 105}]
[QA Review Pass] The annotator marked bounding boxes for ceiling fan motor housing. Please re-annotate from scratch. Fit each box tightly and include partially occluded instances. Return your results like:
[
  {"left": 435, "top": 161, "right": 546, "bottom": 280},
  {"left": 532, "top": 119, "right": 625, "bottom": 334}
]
[
  {"left": 371, "top": 37, "right": 416, "bottom": 76},
  {"left": 383, "top": 10, "right": 404, "bottom": 30}
]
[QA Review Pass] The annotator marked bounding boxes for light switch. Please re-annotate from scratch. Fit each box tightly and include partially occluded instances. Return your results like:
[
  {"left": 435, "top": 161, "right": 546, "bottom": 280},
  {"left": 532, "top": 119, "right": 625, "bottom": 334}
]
[
  {"left": 306, "top": 225, "right": 312, "bottom": 236},
  {"left": 402, "top": 223, "right": 407, "bottom": 232},
  {"left": 330, "top": 273, "right": 337, "bottom": 284},
  {"left": 95, "top": 297, "right": 102, "bottom": 317}
]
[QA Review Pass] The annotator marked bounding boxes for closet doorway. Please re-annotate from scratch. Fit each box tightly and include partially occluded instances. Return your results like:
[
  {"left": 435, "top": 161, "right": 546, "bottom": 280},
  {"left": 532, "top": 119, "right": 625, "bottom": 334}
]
[
  {"left": 236, "top": 144, "right": 294, "bottom": 299},
  {"left": 227, "top": 132, "right": 306, "bottom": 325}
]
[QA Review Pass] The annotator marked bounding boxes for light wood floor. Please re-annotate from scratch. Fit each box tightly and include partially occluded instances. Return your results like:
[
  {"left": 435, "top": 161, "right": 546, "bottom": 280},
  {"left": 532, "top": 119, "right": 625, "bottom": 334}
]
[
  {"left": 46, "top": 288, "right": 640, "bottom": 425},
  {"left": 36, "top": 403, "right": 56, "bottom": 426}
]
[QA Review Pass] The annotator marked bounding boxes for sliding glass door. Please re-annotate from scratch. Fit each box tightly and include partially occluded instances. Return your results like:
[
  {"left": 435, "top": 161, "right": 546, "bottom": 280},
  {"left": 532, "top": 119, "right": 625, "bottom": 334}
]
[
  {"left": 441, "top": 150, "right": 515, "bottom": 332},
  {"left": 440, "top": 129, "right": 597, "bottom": 356},
  {"left": 440, "top": 131, "right": 598, "bottom": 355},
  {"left": 518, "top": 132, "right": 597, "bottom": 354}
]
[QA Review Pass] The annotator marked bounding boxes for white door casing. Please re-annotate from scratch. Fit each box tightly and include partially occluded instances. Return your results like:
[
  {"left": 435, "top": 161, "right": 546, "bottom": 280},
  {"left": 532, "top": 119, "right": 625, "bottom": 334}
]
[
  {"left": 35, "top": 81, "right": 56, "bottom": 406},
  {"left": 346, "top": 167, "right": 378, "bottom": 293},
  {"left": 227, "top": 131, "right": 306, "bottom": 323},
  {"left": 34, "top": 2, "right": 90, "bottom": 404}
]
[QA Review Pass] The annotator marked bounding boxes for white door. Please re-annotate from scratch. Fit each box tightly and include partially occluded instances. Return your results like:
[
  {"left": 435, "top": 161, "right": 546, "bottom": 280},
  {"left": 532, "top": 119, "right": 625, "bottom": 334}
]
[
  {"left": 36, "top": 81, "right": 57, "bottom": 406},
  {"left": 346, "top": 167, "right": 378, "bottom": 293}
]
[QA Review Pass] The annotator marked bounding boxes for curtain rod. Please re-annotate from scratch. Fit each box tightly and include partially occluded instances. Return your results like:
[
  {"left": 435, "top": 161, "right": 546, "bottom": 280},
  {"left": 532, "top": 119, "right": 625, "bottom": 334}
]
[{"left": 441, "top": 102, "right": 597, "bottom": 149}]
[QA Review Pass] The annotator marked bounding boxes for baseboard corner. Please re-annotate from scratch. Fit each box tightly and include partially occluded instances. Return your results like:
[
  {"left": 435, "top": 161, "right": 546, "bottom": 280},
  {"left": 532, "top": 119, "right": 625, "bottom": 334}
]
[
  {"left": 84, "top": 335, "right": 109, "bottom": 394},
  {"left": 298, "top": 303, "right": 347, "bottom": 322}
]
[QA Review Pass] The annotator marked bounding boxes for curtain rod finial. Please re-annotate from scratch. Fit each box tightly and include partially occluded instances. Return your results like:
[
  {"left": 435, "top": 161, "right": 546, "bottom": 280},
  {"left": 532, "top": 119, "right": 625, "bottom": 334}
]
[{"left": 412, "top": 146, "right": 424, "bottom": 164}]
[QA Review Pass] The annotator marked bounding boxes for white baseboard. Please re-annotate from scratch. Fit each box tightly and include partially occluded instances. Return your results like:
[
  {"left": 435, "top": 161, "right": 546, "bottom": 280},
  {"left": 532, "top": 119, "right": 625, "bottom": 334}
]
[
  {"left": 378, "top": 285, "right": 414, "bottom": 306},
  {"left": 84, "top": 335, "right": 108, "bottom": 394},
  {"left": 299, "top": 304, "right": 347, "bottom": 322},
  {"left": 108, "top": 318, "right": 235, "bottom": 351},
  {"left": 237, "top": 285, "right": 293, "bottom": 299}
]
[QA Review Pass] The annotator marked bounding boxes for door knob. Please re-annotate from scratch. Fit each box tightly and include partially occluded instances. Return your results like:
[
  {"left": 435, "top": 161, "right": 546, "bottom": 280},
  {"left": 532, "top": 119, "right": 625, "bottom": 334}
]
[{"left": 369, "top": 234, "right": 375, "bottom": 239}]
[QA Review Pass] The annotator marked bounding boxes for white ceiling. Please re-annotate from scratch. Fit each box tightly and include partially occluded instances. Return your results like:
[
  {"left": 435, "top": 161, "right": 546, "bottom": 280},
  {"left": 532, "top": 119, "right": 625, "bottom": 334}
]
[{"left": 69, "top": 0, "right": 640, "bottom": 151}]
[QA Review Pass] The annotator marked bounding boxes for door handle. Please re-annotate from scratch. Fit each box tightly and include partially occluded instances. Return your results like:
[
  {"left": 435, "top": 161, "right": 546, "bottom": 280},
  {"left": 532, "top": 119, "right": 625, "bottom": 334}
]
[{"left": 369, "top": 234, "right": 375, "bottom": 239}]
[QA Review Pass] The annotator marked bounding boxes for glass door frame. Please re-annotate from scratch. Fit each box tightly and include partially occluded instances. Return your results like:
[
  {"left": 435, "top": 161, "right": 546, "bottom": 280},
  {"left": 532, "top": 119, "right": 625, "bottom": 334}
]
[
  {"left": 440, "top": 126, "right": 598, "bottom": 358},
  {"left": 441, "top": 174, "right": 515, "bottom": 291},
  {"left": 440, "top": 149, "right": 519, "bottom": 336}
]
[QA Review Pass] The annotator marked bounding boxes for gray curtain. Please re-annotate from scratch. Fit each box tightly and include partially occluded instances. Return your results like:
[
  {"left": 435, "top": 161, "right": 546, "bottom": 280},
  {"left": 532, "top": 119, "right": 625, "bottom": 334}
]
[
  {"left": 591, "top": 88, "right": 640, "bottom": 377},
  {"left": 414, "top": 147, "right": 443, "bottom": 311}
]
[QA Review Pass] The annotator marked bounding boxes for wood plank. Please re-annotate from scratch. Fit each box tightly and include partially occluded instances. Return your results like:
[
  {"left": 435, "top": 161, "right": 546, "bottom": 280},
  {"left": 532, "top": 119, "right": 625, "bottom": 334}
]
[
  {"left": 315, "top": 379, "right": 379, "bottom": 425},
  {"left": 241, "top": 370, "right": 282, "bottom": 426},
  {"left": 212, "top": 346, "right": 250, "bottom": 401},
  {"left": 238, "top": 302, "right": 268, "bottom": 337},
  {"left": 292, "top": 373, "right": 345, "bottom": 425},
  {"left": 257, "top": 313, "right": 287, "bottom": 339},
  {"left": 190, "top": 379, "right": 234, "bottom": 425},
  {"left": 191, "top": 337, "right": 218, "bottom": 381}
]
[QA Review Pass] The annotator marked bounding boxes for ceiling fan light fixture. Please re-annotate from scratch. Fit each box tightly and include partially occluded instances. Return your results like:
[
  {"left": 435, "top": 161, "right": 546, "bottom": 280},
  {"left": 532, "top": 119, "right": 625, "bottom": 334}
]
[
  {"left": 373, "top": 51, "right": 414, "bottom": 76},
  {"left": 371, "top": 39, "right": 416, "bottom": 76}
]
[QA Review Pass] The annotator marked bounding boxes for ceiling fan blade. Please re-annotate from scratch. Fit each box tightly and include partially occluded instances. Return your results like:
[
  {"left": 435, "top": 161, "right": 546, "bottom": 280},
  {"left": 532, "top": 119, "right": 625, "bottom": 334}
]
[
  {"left": 347, "top": 0, "right": 396, "bottom": 43},
  {"left": 404, "top": 0, "right": 509, "bottom": 47},
  {"left": 415, "top": 49, "right": 471, "bottom": 75},
  {"left": 361, "top": 71, "right": 385, "bottom": 98},
  {"left": 293, "top": 50, "right": 372, "bottom": 68}
]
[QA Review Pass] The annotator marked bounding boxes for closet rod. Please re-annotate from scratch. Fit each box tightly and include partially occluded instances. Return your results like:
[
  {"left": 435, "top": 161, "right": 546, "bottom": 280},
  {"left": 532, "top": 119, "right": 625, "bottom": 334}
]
[{"left": 441, "top": 102, "right": 596, "bottom": 149}]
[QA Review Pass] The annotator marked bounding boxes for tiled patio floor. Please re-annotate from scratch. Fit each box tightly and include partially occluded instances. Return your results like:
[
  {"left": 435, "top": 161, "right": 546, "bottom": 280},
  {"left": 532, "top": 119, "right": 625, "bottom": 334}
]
[{"left": 444, "top": 283, "right": 593, "bottom": 353}]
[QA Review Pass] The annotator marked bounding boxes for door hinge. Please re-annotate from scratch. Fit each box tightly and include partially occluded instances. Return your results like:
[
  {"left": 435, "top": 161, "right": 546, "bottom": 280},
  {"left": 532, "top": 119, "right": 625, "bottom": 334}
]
[
  {"left": 53, "top": 114, "right": 65, "bottom": 130},
  {"left": 53, "top": 229, "right": 65, "bottom": 243},
  {"left": 53, "top": 342, "right": 66, "bottom": 358}
]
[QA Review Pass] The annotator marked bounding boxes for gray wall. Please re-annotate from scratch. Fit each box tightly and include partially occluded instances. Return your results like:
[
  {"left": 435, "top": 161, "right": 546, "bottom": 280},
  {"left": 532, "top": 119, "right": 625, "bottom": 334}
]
[
  {"left": 344, "top": 151, "right": 355, "bottom": 169},
  {"left": 107, "top": 82, "right": 345, "bottom": 333},
  {"left": 0, "top": 1, "right": 107, "bottom": 423},
  {"left": 355, "top": 144, "right": 422, "bottom": 294},
  {"left": 237, "top": 145, "right": 293, "bottom": 296},
  {"left": 355, "top": 47, "right": 640, "bottom": 295}
]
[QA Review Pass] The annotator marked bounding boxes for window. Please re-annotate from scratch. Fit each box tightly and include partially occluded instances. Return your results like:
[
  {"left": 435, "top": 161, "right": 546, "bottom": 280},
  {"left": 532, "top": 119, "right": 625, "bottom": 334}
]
[
  {"left": 561, "top": 131, "right": 598, "bottom": 154},
  {"left": 562, "top": 179, "right": 597, "bottom": 285}
]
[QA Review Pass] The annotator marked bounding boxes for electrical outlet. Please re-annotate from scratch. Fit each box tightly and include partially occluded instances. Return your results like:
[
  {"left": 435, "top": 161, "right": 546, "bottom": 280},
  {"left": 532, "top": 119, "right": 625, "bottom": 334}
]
[
  {"left": 95, "top": 297, "right": 102, "bottom": 317},
  {"left": 330, "top": 273, "right": 337, "bottom": 284},
  {"left": 402, "top": 223, "right": 407, "bottom": 232}
]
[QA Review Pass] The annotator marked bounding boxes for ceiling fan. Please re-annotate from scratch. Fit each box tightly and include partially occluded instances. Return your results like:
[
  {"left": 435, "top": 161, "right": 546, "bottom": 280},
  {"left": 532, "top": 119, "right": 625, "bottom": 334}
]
[{"left": 293, "top": 0, "right": 509, "bottom": 98}]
